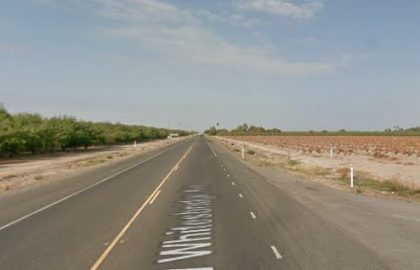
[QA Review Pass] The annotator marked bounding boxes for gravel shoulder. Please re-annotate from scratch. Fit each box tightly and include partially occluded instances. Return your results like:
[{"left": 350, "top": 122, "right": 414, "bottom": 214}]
[
  {"left": 214, "top": 136, "right": 420, "bottom": 201},
  {"left": 0, "top": 138, "right": 185, "bottom": 193},
  {"left": 211, "top": 138, "right": 420, "bottom": 270}
]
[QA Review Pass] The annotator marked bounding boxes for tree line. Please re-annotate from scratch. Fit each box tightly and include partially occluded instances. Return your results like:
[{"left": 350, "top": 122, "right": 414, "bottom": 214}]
[
  {"left": 204, "top": 123, "right": 420, "bottom": 136},
  {"left": 204, "top": 123, "right": 282, "bottom": 136},
  {"left": 0, "top": 105, "right": 189, "bottom": 157}
]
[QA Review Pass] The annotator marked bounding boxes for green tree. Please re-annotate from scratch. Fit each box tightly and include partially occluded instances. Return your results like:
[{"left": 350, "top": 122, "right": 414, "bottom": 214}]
[{"left": 204, "top": 126, "right": 217, "bottom": 135}]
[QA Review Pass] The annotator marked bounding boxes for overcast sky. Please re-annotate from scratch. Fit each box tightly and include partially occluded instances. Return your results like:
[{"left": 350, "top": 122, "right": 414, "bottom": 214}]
[{"left": 1, "top": 0, "right": 419, "bottom": 131}]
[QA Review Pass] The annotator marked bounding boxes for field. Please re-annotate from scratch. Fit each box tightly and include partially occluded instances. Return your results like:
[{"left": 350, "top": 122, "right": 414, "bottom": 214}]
[
  {"left": 218, "top": 135, "right": 420, "bottom": 197},
  {"left": 225, "top": 135, "right": 420, "bottom": 158}
]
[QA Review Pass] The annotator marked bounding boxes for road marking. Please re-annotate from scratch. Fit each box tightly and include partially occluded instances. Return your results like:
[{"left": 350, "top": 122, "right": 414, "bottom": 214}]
[
  {"left": 174, "top": 165, "right": 180, "bottom": 171},
  {"left": 250, "top": 211, "right": 256, "bottom": 219},
  {"left": 227, "top": 174, "right": 230, "bottom": 177},
  {"left": 391, "top": 214, "right": 420, "bottom": 223},
  {"left": 158, "top": 185, "right": 215, "bottom": 267},
  {"left": 168, "top": 267, "right": 214, "bottom": 270},
  {"left": 169, "top": 267, "right": 214, "bottom": 270},
  {"left": 90, "top": 145, "right": 194, "bottom": 270},
  {"left": 207, "top": 142, "right": 218, "bottom": 157},
  {"left": 270, "top": 245, "right": 282, "bottom": 259},
  {"left": 168, "top": 268, "right": 214, "bottom": 270},
  {"left": 149, "top": 190, "right": 161, "bottom": 205},
  {"left": 232, "top": 182, "right": 235, "bottom": 186},
  {"left": 238, "top": 193, "right": 243, "bottom": 198},
  {"left": 0, "top": 148, "right": 171, "bottom": 232}
]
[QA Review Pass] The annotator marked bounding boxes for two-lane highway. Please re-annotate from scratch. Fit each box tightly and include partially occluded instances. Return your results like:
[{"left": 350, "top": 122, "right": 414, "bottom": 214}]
[
  {"left": 0, "top": 139, "right": 194, "bottom": 269},
  {"left": 0, "top": 136, "right": 415, "bottom": 269},
  {"left": 96, "top": 137, "right": 283, "bottom": 269}
]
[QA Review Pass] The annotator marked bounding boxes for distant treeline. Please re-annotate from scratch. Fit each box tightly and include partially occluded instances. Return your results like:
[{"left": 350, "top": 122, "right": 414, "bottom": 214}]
[
  {"left": 0, "top": 105, "right": 190, "bottom": 157},
  {"left": 204, "top": 123, "right": 420, "bottom": 136}
]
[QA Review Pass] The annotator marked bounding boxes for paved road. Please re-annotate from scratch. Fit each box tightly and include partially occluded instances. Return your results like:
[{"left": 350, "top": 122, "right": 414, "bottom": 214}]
[{"left": 0, "top": 137, "right": 419, "bottom": 269}]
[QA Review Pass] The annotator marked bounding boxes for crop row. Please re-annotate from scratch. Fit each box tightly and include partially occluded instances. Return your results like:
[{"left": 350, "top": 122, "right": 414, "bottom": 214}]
[{"left": 226, "top": 136, "right": 420, "bottom": 157}]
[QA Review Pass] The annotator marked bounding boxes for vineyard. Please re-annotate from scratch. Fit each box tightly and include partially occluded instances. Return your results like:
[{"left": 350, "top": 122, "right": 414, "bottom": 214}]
[{"left": 224, "top": 136, "right": 420, "bottom": 157}]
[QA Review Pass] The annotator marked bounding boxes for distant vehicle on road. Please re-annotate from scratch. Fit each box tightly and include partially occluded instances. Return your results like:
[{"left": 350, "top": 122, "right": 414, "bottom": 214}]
[{"left": 167, "top": 133, "right": 179, "bottom": 139}]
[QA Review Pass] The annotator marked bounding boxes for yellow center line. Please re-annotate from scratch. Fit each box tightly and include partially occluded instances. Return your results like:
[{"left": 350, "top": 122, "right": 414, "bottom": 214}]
[
  {"left": 90, "top": 145, "right": 194, "bottom": 270},
  {"left": 149, "top": 189, "right": 161, "bottom": 205}
]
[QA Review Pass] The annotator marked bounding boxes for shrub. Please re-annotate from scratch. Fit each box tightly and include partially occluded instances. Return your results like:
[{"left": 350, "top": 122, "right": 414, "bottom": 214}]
[
  {"left": 247, "top": 149, "right": 256, "bottom": 155},
  {"left": 0, "top": 137, "right": 25, "bottom": 157},
  {"left": 336, "top": 167, "right": 350, "bottom": 179}
]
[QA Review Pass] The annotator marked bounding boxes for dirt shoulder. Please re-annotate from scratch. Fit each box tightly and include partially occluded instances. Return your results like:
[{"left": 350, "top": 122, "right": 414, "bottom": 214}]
[
  {"left": 0, "top": 138, "right": 186, "bottom": 192},
  {"left": 214, "top": 136, "right": 420, "bottom": 201}
]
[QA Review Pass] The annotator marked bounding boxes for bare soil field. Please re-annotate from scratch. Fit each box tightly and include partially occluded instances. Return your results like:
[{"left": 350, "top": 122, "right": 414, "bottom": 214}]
[
  {"left": 0, "top": 138, "right": 183, "bottom": 192},
  {"left": 216, "top": 136, "right": 420, "bottom": 200},
  {"left": 229, "top": 135, "right": 420, "bottom": 158}
]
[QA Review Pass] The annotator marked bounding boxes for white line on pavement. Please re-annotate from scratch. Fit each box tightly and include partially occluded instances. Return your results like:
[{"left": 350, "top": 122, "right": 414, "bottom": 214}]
[
  {"left": 207, "top": 142, "right": 218, "bottom": 158},
  {"left": 238, "top": 193, "right": 244, "bottom": 198},
  {"left": 0, "top": 150, "right": 167, "bottom": 232},
  {"left": 169, "top": 267, "right": 214, "bottom": 270},
  {"left": 270, "top": 245, "right": 282, "bottom": 259},
  {"left": 391, "top": 214, "right": 420, "bottom": 223},
  {"left": 250, "top": 211, "right": 256, "bottom": 219},
  {"left": 91, "top": 145, "right": 194, "bottom": 270},
  {"left": 232, "top": 182, "right": 236, "bottom": 186}
]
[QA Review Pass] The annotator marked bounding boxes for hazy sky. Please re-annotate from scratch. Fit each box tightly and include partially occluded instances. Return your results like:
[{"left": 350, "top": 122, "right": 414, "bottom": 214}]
[{"left": 1, "top": 0, "right": 419, "bottom": 131}]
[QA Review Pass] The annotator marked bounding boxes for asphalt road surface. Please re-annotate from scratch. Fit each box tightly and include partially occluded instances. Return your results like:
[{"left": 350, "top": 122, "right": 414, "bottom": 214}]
[{"left": 0, "top": 137, "right": 419, "bottom": 269}]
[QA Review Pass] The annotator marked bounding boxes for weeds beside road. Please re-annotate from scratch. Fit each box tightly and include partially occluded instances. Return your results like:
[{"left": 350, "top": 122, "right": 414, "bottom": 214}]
[
  {"left": 215, "top": 136, "right": 420, "bottom": 202},
  {"left": 0, "top": 139, "right": 184, "bottom": 192}
]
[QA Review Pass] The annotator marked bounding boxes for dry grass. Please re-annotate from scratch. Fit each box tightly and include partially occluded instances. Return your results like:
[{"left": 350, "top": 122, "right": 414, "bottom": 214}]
[
  {"left": 2, "top": 174, "right": 18, "bottom": 180},
  {"left": 353, "top": 178, "right": 420, "bottom": 197},
  {"left": 34, "top": 175, "right": 44, "bottom": 180},
  {"left": 303, "top": 166, "right": 331, "bottom": 176},
  {"left": 287, "top": 159, "right": 299, "bottom": 166},
  {"left": 336, "top": 167, "right": 350, "bottom": 179},
  {"left": 334, "top": 171, "right": 420, "bottom": 199},
  {"left": 222, "top": 139, "right": 420, "bottom": 201}
]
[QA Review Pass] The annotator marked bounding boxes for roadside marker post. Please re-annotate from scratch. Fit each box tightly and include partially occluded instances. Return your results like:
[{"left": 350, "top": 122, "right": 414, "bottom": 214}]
[
  {"left": 241, "top": 148, "right": 245, "bottom": 159},
  {"left": 330, "top": 147, "right": 333, "bottom": 158},
  {"left": 134, "top": 140, "right": 137, "bottom": 148},
  {"left": 350, "top": 167, "right": 354, "bottom": 188}
]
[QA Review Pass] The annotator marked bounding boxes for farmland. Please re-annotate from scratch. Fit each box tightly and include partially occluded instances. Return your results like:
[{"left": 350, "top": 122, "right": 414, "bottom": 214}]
[
  {"left": 218, "top": 135, "right": 420, "bottom": 196},
  {"left": 222, "top": 135, "right": 420, "bottom": 158}
]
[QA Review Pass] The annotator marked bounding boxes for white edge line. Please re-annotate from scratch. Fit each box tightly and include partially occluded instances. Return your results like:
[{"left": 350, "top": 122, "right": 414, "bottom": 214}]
[
  {"left": 207, "top": 142, "right": 218, "bottom": 157},
  {"left": 232, "top": 182, "right": 235, "bottom": 186},
  {"left": 238, "top": 193, "right": 243, "bottom": 198},
  {"left": 149, "top": 190, "right": 161, "bottom": 205},
  {"left": 168, "top": 267, "right": 214, "bottom": 270},
  {"left": 271, "top": 245, "right": 282, "bottom": 259},
  {"left": 250, "top": 211, "right": 256, "bottom": 219},
  {"left": 0, "top": 150, "right": 167, "bottom": 231}
]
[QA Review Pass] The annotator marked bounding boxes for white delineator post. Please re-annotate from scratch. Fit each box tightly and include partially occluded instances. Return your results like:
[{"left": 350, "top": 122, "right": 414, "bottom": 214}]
[
  {"left": 241, "top": 148, "right": 245, "bottom": 159},
  {"left": 350, "top": 167, "right": 354, "bottom": 188},
  {"left": 330, "top": 147, "right": 333, "bottom": 158},
  {"left": 134, "top": 140, "right": 137, "bottom": 148}
]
